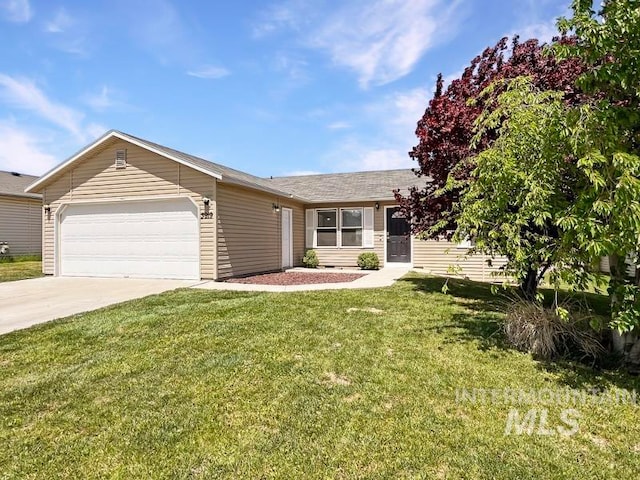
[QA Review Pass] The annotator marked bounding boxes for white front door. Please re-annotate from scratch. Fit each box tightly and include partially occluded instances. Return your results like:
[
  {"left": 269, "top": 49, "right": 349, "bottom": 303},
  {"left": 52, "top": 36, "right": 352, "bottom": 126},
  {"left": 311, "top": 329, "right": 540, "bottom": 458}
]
[
  {"left": 58, "top": 198, "right": 200, "bottom": 280},
  {"left": 281, "top": 207, "right": 293, "bottom": 269}
]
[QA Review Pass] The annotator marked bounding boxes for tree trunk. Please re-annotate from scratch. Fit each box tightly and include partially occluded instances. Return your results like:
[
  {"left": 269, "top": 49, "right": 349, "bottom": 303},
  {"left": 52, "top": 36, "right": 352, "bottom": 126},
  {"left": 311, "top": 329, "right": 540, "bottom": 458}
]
[
  {"left": 608, "top": 254, "right": 626, "bottom": 307},
  {"left": 609, "top": 254, "right": 633, "bottom": 354},
  {"left": 629, "top": 338, "right": 640, "bottom": 374},
  {"left": 520, "top": 267, "right": 538, "bottom": 300},
  {"left": 629, "top": 337, "right": 640, "bottom": 363}
]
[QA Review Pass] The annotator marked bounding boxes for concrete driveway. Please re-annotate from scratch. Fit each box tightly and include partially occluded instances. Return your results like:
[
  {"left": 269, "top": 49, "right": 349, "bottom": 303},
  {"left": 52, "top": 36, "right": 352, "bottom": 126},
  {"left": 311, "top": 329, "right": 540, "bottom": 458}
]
[{"left": 0, "top": 277, "right": 198, "bottom": 335}]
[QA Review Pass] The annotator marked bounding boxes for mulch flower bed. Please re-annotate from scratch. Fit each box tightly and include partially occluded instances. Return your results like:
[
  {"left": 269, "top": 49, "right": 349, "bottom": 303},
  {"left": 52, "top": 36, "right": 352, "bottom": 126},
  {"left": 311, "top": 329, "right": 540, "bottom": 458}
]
[{"left": 226, "top": 271, "right": 366, "bottom": 285}]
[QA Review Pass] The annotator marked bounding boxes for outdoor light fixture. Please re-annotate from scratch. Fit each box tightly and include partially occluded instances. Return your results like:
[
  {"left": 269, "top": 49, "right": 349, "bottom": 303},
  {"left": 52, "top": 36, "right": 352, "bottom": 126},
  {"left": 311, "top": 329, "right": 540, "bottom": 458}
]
[
  {"left": 375, "top": 202, "right": 380, "bottom": 210},
  {"left": 43, "top": 204, "right": 51, "bottom": 214},
  {"left": 272, "top": 203, "right": 280, "bottom": 213},
  {"left": 202, "top": 197, "right": 210, "bottom": 206}
]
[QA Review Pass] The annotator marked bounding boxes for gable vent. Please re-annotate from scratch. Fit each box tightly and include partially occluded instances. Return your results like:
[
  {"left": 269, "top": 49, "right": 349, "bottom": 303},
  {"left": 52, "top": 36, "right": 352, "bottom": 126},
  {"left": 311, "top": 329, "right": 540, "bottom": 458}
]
[{"left": 114, "top": 149, "right": 127, "bottom": 169}]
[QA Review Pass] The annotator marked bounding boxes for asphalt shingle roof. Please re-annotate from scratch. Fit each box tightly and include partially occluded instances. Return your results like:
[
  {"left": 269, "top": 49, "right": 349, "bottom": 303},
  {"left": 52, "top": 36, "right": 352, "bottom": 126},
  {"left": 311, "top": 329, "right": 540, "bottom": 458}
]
[
  {"left": 27, "top": 130, "right": 422, "bottom": 204},
  {"left": 117, "top": 131, "right": 420, "bottom": 203},
  {"left": 0, "top": 171, "right": 41, "bottom": 199},
  {"left": 266, "top": 169, "right": 420, "bottom": 203}
]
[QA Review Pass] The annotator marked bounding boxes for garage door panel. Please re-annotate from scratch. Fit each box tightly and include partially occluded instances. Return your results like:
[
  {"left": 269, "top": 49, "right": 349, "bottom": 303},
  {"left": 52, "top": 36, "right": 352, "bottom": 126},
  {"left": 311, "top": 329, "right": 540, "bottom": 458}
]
[{"left": 59, "top": 199, "right": 200, "bottom": 280}]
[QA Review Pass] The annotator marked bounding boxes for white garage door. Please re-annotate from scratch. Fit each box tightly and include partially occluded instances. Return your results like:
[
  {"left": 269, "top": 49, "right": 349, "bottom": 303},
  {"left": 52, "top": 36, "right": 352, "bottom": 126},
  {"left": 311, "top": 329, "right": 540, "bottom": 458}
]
[{"left": 59, "top": 199, "right": 200, "bottom": 280}]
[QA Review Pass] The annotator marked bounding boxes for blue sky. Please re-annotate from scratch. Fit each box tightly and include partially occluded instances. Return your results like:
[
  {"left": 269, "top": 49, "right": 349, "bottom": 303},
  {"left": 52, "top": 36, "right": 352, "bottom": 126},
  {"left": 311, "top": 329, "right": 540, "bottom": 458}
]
[{"left": 0, "top": 0, "right": 567, "bottom": 177}]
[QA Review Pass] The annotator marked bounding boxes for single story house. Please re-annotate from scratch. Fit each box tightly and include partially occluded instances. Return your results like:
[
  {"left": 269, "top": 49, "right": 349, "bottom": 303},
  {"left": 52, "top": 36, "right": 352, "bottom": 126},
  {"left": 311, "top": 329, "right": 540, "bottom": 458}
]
[
  {"left": 0, "top": 170, "right": 42, "bottom": 257},
  {"left": 25, "top": 130, "right": 506, "bottom": 281}
]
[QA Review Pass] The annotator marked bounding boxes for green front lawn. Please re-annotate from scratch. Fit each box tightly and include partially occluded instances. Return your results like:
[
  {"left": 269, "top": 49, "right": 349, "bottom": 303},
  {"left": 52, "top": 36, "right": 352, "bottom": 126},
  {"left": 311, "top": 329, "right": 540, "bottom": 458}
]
[
  {"left": 0, "top": 274, "right": 638, "bottom": 478},
  {"left": 0, "top": 260, "right": 43, "bottom": 282}
]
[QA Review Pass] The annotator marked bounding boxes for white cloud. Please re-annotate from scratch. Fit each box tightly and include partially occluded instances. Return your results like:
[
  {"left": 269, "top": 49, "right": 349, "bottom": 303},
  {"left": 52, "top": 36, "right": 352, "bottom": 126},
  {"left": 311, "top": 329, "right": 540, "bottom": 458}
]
[
  {"left": 0, "top": 73, "right": 102, "bottom": 142},
  {"left": 327, "top": 121, "right": 350, "bottom": 130},
  {"left": 44, "top": 7, "right": 73, "bottom": 33},
  {"left": 84, "top": 85, "right": 113, "bottom": 111},
  {"left": 86, "top": 122, "right": 108, "bottom": 139},
  {"left": 356, "top": 149, "right": 414, "bottom": 171},
  {"left": 0, "top": 74, "right": 86, "bottom": 139},
  {"left": 273, "top": 52, "right": 308, "bottom": 83},
  {"left": 363, "top": 87, "right": 429, "bottom": 146},
  {"left": 252, "top": 2, "right": 303, "bottom": 38},
  {"left": 255, "top": 0, "right": 463, "bottom": 88},
  {"left": 323, "top": 86, "right": 429, "bottom": 172},
  {"left": 510, "top": 0, "right": 566, "bottom": 45},
  {"left": 282, "top": 170, "right": 322, "bottom": 176},
  {"left": 329, "top": 142, "right": 414, "bottom": 172},
  {"left": 0, "top": 0, "right": 32, "bottom": 23},
  {"left": 0, "top": 122, "right": 57, "bottom": 175},
  {"left": 42, "top": 7, "right": 90, "bottom": 56},
  {"left": 186, "top": 65, "right": 230, "bottom": 79},
  {"left": 517, "top": 20, "right": 559, "bottom": 44}
]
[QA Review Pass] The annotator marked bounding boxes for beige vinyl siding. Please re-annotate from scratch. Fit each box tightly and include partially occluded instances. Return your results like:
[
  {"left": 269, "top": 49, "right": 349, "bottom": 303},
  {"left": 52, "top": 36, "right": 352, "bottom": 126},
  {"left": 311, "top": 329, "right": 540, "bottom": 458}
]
[
  {"left": 216, "top": 183, "right": 304, "bottom": 278},
  {"left": 306, "top": 201, "right": 390, "bottom": 267},
  {"left": 412, "top": 239, "right": 509, "bottom": 282},
  {"left": 290, "top": 202, "right": 305, "bottom": 266},
  {"left": 306, "top": 201, "right": 508, "bottom": 279},
  {"left": 599, "top": 255, "right": 635, "bottom": 276},
  {"left": 0, "top": 195, "right": 42, "bottom": 256},
  {"left": 41, "top": 139, "right": 216, "bottom": 278}
]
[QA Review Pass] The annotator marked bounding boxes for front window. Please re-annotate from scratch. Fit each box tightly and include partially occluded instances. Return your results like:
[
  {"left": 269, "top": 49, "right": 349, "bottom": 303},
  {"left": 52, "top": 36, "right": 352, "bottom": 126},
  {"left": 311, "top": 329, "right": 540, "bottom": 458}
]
[
  {"left": 341, "top": 208, "right": 363, "bottom": 247},
  {"left": 316, "top": 209, "right": 337, "bottom": 246}
]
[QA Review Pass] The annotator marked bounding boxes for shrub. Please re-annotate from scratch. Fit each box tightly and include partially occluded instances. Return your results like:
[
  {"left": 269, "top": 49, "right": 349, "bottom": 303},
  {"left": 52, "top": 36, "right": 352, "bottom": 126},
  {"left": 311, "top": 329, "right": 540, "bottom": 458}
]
[
  {"left": 503, "top": 300, "right": 605, "bottom": 361},
  {"left": 302, "top": 249, "right": 319, "bottom": 268},
  {"left": 357, "top": 252, "right": 380, "bottom": 270}
]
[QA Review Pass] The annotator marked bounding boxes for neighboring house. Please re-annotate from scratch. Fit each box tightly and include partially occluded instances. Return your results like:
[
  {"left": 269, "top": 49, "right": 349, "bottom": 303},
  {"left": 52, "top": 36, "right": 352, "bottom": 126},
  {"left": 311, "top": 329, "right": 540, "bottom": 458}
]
[
  {"left": 0, "top": 171, "right": 42, "bottom": 257},
  {"left": 599, "top": 256, "right": 636, "bottom": 277},
  {"left": 25, "top": 130, "right": 506, "bottom": 281}
]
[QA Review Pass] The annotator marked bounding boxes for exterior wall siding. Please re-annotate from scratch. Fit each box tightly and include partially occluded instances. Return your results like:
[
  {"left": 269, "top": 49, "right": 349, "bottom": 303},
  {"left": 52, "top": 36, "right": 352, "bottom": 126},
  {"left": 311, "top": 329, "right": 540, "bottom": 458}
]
[
  {"left": 412, "top": 238, "right": 509, "bottom": 283},
  {"left": 41, "top": 139, "right": 216, "bottom": 278},
  {"left": 0, "top": 195, "right": 42, "bottom": 256},
  {"left": 216, "top": 183, "right": 304, "bottom": 279},
  {"left": 306, "top": 201, "right": 508, "bottom": 282},
  {"left": 305, "top": 201, "right": 390, "bottom": 267}
]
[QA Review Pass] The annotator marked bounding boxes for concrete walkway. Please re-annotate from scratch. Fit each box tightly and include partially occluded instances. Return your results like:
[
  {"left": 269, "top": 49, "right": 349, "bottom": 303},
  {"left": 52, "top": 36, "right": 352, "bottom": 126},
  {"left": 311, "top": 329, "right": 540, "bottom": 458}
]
[
  {"left": 0, "top": 277, "right": 196, "bottom": 335},
  {"left": 193, "top": 266, "right": 411, "bottom": 292}
]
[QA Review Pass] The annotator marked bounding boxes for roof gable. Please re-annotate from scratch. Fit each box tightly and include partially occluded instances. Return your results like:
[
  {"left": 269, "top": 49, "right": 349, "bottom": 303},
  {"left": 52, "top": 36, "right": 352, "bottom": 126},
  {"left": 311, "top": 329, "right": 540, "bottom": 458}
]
[{"left": 25, "top": 130, "right": 222, "bottom": 194}]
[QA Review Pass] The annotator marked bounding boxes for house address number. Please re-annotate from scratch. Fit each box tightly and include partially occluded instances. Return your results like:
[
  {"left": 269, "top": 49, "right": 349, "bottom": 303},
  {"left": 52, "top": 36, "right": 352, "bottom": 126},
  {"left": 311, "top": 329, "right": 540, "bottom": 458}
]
[{"left": 200, "top": 212, "right": 214, "bottom": 219}]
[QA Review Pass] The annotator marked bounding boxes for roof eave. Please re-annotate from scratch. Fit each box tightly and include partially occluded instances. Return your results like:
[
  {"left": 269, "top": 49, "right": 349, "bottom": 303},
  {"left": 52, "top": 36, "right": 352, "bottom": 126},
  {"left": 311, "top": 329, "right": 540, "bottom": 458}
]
[
  {"left": 0, "top": 192, "right": 42, "bottom": 200},
  {"left": 303, "top": 196, "right": 398, "bottom": 204},
  {"left": 219, "top": 176, "right": 309, "bottom": 202}
]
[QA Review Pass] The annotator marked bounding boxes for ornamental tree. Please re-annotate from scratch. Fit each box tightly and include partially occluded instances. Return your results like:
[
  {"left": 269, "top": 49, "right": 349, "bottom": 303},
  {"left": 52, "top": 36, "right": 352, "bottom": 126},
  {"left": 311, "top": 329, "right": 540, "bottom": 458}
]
[
  {"left": 555, "top": 0, "right": 640, "bottom": 337},
  {"left": 396, "top": 36, "right": 585, "bottom": 296},
  {"left": 449, "top": 77, "right": 583, "bottom": 299}
]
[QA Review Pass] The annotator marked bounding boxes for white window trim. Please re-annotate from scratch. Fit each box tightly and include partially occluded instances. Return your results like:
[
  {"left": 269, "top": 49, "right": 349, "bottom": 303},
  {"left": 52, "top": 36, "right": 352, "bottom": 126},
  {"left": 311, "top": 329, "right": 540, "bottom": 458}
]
[
  {"left": 310, "top": 207, "right": 371, "bottom": 249},
  {"left": 445, "top": 229, "right": 473, "bottom": 249},
  {"left": 456, "top": 238, "right": 473, "bottom": 249}
]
